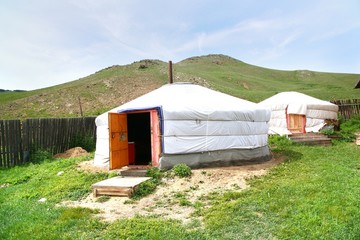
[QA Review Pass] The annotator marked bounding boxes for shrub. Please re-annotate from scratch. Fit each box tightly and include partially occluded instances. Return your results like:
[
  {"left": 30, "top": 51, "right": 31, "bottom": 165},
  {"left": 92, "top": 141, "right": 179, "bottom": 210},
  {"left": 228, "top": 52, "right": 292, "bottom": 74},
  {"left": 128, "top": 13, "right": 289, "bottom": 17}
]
[
  {"left": 145, "top": 167, "right": 162, "bottom": 180},
  {"left": 108, "top": 171, "right": 119, "bottom": 178},
  {"left": 131, "top": 179, "right": 158, "bottom": 200},
  {"left": 29, "top": 148, "right": 53, "bottom": 163},
  {"left": 96, "top": 196, "right": 111, "bottom": 203},
  {"left": 268, "top": 135, "right": 292, "bottom": 152},
  {"left": 172, "top": 163, "right": 192, "bottom": 178},
  {"left": 320, "top": 127, "right": 335, "bottom": 136},
  {"left": 337, "top": 115, "right": 360, "bottom": 142},
  {"left": 69, "top": 133, "right": 95, "bottom": 152},
  {"left": 131, "top": 167, "right": 163, "bottom": 200}
]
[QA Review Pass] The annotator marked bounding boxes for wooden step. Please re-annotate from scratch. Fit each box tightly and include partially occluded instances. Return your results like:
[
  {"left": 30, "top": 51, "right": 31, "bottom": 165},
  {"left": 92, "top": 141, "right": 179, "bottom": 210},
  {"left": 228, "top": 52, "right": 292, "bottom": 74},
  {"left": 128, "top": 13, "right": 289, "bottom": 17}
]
[
  {"left": 92, "top": 176, "right": 151, "bottom": 197},
  {"left": 289, "top": 133, "right": 328, "bottom": 139},
  {"left": 292, "top": 139, "right": 332, "bottom": 146},
  {"left": 288, "top": 133, "right": 332, "bottom": 146},
  {"left": 120, "top": 169, "right": 148, "bottom": 177}
]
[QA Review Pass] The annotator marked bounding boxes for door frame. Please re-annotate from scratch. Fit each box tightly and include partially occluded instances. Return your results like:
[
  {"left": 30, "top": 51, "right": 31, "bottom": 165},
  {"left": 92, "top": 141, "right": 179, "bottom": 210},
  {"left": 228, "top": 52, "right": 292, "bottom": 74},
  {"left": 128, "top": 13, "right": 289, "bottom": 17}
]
[
  {"left": 108, "top": 109, "right": 162, "bottom": 169},
  {"left": 285, "top": 106, "right": 306, "bottom": 134}
]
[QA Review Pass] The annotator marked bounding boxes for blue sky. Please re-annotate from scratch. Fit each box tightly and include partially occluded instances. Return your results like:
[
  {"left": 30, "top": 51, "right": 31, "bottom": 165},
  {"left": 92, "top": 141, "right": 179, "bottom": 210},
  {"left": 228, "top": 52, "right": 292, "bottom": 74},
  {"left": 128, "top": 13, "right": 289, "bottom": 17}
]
[{"left": 1, "top": 0, "right": 359, "bottom": 90}]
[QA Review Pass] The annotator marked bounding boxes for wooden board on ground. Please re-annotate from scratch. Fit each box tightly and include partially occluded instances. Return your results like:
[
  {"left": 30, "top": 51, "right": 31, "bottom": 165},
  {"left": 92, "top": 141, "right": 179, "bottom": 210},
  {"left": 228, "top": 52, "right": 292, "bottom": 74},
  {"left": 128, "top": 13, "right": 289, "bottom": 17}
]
[{"left": 92, "top": 176, "right": 151, "bottom": 197}]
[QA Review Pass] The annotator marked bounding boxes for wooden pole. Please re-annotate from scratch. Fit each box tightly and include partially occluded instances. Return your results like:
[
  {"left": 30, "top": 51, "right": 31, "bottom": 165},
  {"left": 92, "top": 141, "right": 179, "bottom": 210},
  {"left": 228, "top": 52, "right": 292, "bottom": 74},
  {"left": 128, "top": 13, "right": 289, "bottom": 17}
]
[{"left": 169, "top": 61, "right": 173, "bottom": 84}]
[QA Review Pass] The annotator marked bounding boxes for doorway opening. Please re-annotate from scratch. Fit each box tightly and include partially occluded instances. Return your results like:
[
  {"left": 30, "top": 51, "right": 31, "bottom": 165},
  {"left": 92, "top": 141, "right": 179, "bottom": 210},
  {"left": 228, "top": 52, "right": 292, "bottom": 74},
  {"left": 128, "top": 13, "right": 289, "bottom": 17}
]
[
  {"left": 109, "top": 109, "right": 161, "bottom": 170},
  {"left": 127, "top": 112, "right": 151, "bottom": 165}
]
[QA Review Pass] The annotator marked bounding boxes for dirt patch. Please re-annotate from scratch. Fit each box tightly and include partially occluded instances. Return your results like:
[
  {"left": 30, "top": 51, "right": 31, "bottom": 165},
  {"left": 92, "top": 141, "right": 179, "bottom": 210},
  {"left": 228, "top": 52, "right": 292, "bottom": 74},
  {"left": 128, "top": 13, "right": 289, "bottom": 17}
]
[
  {"left": 61, "top": 154, "right": 286, "bottom": 223},
  {"left": 76, "top": 159, "right": 109, "bottom": 173},
  {"left": 53, "top": 147, "right": 90, "bottom": 159}
]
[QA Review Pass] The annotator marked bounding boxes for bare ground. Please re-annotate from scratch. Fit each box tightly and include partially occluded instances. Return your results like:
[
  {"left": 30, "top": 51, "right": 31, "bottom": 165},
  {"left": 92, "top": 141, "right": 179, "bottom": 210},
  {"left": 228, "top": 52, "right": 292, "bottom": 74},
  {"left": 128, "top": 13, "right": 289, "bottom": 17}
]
[{"left": 61, "top": 154, "right": 286, "bottom": 223}]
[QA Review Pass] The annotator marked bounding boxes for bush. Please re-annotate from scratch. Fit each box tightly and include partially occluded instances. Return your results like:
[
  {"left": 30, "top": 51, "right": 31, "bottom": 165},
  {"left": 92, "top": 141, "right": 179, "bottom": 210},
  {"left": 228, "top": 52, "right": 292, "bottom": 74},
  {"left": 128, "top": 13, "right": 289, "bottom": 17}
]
[
  {"left": 29, "top": 148, "right": 53, "bottom": 163},
  {"left": 320, "top": 126, "right": 335, "bottom": 136},
  {"left": 268, "top": 135, "right": 293, "bottom": 152},
  {"left": 172, "top": 163, "right": 192, "bottom": 178},
  {"left": 145, "top": 167, "right": 162, "bottom": 180},
  {"left": 131, "top": 167, "right": 163, "bottom": 200},
  {"left": 69, "top": 133, "right": 95, "bottom": 152},
  {"left": 108, "top": 171, "right": 119, "bottom": 178},
  {"left": 337, "top": 115, "right": 360, "bottom": 142}
]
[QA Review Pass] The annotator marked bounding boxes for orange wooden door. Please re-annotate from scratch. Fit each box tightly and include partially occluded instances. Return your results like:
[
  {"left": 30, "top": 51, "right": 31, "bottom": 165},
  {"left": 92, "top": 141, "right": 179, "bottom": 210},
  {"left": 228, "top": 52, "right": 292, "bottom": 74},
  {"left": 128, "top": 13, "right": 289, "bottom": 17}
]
[
  {"left": 108, "top": 113, "right": 129, "bottom": 170},
  {"left": 287, "top": 114, "right": 306, "bottom": 133},
  {"left": 150, "top": 110, "right": 161, "bottom": 167}
]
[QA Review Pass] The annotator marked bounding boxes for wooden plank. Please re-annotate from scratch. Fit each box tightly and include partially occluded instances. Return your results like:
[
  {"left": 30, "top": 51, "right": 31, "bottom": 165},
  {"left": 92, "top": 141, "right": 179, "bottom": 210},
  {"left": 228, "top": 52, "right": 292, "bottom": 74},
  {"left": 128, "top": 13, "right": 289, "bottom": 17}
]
[
  {"left": 46, "top": 118, "right": 52, "bottom": 152},
  {"left": 39, "top": 118, "right": 44, "bottom": 150},
  {"left": 92, "top": 177, "right": 150, "bottom": 197},
  {"left": 9, "top": 121, "right": 15, "bottom": 166},
  {"left": 28, "top": 119, "right": 33, "bottom": 152},
  {"left": 0, "top": 121, "right": 7, "bottom": 167},
  {"left": 41, "top": 118, "right": 46, "bottom": 150},
  {"left": 11, "top": 120, "right": 21, "bottom": 166},
  {"left": 58, "top": 118, "right": 67, "bottom": 153},
  {"left": 93, "top": 188, "right": 133, "bottom": 197},
  {"left": 49, "top": 118, "right": 55, "bottom": 153},
  {"left": 22, "top": 120, "right": 29, "bottom": 163},
  {"left": 31, "top": 119, "right": 36, "bottom": 151},
  {"left": 58, "top": 118, "right": 64, "bottom": 153},
  {"left": 35, "top": 118, "right": 40, "bottom": 150},
  {"left": 92, "top": 177, "right": 151, "bottom": 188},
  {"left": 7, "top": 121, "right": 14, "bottom": 166},
  {"left": 14, "top": 120, "right": 21, "bottom": 165},
  {"left": 5, "top": 121, "right": 11, "bottom": 166},
  {"left": 68, "top": 118, "right": 75, "bottom": 150},
  {"left": 58, "top": 118, "right": 65, "bottom": 153},
  {"left": 53, "top": 118, "right": 60, "bottom": 154}
]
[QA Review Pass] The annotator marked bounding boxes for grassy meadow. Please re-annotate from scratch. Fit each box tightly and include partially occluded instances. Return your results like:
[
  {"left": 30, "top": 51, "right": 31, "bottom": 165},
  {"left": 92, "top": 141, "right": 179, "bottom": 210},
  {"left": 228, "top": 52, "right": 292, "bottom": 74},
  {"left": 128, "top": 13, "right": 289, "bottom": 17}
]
[{"left": 1, "top": 136, "right": 359, "bottom": 239}]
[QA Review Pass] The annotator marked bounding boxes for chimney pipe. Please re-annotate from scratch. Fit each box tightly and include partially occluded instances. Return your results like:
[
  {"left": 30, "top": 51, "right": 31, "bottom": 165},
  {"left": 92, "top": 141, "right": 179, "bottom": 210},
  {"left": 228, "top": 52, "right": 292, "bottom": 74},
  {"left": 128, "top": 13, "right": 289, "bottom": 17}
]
[{"left": 168, "top": 60, "right": 173, "bottom": 84}]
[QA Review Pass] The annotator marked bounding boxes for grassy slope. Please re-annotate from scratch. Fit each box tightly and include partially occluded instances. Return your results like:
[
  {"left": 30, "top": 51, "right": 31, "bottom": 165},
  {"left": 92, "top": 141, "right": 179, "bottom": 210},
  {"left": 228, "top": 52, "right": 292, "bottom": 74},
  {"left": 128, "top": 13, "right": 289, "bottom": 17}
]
[
  {"left": 1, "top": 54, "right": 359, "bottom": 119},
  {"left": 176, "top": 55, "right": 360, "bottom": 102}
]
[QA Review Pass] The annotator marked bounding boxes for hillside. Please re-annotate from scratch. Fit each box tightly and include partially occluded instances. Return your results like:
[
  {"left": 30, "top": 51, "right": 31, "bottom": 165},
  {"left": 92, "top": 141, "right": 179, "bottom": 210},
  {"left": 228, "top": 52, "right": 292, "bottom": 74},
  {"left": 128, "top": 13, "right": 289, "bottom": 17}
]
[{"left": 1, "top": 54, "right": 359, "bottom": 120}]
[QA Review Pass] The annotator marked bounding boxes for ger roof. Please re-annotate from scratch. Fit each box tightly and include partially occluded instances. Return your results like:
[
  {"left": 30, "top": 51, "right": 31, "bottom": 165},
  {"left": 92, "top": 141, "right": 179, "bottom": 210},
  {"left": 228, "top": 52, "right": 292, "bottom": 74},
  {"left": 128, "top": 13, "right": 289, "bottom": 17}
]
[
  {"left": 258, "top": 91, "right": 338, "bottom": 111},
  {"left": 95, "top": 83, "right": 270, "bottom": 126}
]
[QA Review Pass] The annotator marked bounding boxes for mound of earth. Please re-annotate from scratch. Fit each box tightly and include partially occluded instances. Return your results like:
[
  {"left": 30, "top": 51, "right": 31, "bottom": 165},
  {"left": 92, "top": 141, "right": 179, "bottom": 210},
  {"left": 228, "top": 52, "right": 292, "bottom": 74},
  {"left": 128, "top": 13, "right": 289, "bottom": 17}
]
[{"left": 53, "top": 147, "right": 90, "bottom": 159}]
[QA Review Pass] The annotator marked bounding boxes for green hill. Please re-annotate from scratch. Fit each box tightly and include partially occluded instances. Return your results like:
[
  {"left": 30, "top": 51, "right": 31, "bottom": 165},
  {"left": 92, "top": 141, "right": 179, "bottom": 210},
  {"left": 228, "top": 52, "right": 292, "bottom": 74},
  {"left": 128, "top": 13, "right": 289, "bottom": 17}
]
[{"left": 1, "top": 54, "right": 359, "bottom": 120}]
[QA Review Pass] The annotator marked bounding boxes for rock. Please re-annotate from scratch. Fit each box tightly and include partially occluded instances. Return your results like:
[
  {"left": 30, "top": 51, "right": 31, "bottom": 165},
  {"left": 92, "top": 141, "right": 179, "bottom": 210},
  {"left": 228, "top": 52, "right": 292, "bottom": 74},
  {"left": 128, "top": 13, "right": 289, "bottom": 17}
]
[
  {"left": 0, "top": 183, "right": 10, "bottom": 188},
  {"left": 57, "top": 171, "right": 64, "bottom": 176},
  {"left": 38, "top": 198, "right": 47, "bottom": 203}
]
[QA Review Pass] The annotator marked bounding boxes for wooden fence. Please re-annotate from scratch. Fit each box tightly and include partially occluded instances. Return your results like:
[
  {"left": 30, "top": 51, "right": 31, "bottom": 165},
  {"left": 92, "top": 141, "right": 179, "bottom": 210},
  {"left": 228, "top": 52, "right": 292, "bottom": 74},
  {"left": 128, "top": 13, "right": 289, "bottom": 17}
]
[
  {"left": 0, "top": 117, "right": 96, "bottom": 168},
  {"left": 331, "top": 99, "right": 360, "bottom": 120}
]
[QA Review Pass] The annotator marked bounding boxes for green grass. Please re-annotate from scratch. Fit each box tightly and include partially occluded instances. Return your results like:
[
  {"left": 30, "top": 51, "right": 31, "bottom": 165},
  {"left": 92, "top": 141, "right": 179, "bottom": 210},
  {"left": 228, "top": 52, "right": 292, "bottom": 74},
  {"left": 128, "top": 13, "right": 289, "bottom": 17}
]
[
  {"left": 104, "top": 216, "right": 205, "bottom": 239},
  {"left": 176, "top": 55, "right": 360, "bottom": 102},
  {"left": 202, "top": 143, "right": 360, "bottom": 239},
  {"left": 0, "top": 155, "right": 109, "bottom": 239},
  {"left": 1, "top": 140, "right": 360, "bottom": 239}
]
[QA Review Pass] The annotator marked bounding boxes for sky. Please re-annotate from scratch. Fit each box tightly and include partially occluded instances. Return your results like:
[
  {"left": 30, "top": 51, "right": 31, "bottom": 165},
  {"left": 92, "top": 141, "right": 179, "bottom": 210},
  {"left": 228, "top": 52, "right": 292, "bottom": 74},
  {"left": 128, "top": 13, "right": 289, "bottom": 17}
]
[{"left": 1, "top": 0, "right": 360, "bottom": 91}]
